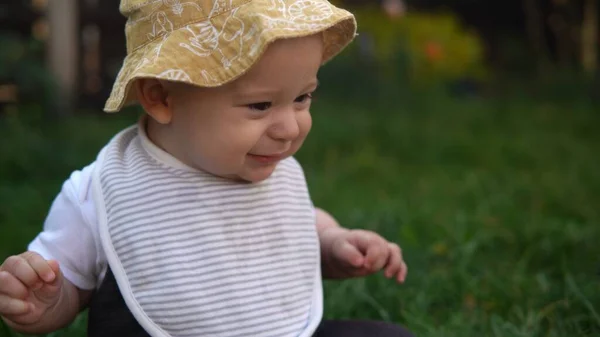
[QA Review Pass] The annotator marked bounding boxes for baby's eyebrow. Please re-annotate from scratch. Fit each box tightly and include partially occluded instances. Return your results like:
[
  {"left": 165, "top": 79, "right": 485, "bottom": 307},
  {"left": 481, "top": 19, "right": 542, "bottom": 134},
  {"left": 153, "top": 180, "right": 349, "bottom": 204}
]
[
  {"left": 233, "top": 87, "right": 280, "bottom": 99},
  {"left": 302, "top": 79, "right": 319, "bottom": 91},
  {"left": 234, "top": 79, "right": 319, "bottom": 99}
]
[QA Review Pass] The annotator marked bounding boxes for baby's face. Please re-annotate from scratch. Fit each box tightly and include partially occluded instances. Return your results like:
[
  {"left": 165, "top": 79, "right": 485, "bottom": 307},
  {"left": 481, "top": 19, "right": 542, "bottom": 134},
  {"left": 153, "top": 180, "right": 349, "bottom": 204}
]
[{"left": 163, "top": 34, "right": 322, "bottom": 182}]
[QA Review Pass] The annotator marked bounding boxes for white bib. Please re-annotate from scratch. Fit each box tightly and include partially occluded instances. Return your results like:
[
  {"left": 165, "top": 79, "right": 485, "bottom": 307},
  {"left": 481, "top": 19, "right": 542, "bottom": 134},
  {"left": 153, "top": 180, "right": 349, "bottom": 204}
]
[{"left": 91, "top": 125, "right": 323, "bottom": 337}]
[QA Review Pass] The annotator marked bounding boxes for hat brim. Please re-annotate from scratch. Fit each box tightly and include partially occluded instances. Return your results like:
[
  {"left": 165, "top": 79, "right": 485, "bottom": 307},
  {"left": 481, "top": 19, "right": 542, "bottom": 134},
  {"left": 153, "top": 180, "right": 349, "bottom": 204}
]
[{"left": 104, "top": 1, "right": 356, "bottom": 112}]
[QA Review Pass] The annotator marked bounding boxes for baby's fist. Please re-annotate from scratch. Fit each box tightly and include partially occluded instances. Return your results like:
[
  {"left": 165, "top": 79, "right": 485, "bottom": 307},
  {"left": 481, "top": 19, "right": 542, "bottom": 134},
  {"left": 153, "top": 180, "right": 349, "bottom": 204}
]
[{"left": 0, "top": 251, "right": 63, "bottom": 327}]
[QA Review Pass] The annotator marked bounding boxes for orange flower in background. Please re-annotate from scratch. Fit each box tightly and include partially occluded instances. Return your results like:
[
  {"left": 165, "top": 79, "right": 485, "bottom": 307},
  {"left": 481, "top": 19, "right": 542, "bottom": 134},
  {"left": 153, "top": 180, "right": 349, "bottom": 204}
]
[{"left": 424, "top": 41, "right": 444, "bottom": 62}]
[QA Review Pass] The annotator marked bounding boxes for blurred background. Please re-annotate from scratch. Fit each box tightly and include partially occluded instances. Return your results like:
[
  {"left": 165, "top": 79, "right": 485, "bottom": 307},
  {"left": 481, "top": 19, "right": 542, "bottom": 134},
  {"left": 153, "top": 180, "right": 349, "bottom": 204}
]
[{"left": 1, "top": 1, "right": 599, "bottom": 337}]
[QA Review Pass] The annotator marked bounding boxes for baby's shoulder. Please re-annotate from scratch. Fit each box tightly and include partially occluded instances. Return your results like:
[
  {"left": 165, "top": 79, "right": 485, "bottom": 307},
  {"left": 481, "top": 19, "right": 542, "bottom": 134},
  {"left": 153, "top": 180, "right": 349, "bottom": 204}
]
[{"left": 61, "top": 161, "right": 97, "bottom": 207}]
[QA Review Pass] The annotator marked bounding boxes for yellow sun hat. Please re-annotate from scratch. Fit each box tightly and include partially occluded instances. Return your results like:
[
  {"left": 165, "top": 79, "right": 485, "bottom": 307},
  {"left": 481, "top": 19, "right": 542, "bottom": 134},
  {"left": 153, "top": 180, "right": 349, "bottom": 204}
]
[{"left": 104, "top": 0, "right": 357, "bottom": 112}]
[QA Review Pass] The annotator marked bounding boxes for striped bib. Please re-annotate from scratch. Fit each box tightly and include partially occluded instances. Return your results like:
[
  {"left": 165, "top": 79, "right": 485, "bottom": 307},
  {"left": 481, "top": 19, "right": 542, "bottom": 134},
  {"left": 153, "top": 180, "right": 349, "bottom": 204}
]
[{"left": 91, "top": 125, "right": 323, "bottom": 337}]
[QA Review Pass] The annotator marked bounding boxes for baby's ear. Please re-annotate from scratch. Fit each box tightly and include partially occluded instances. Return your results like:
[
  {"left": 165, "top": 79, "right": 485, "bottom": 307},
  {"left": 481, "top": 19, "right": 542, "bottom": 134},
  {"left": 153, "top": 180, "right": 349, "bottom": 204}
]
[{"left": 134, "top": 78, "right": 173, "bottom": 124}]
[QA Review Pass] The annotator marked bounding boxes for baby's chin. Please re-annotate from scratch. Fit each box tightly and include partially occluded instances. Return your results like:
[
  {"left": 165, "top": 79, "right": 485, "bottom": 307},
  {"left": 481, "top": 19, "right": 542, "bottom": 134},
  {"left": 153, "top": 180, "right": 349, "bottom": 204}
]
[{"left": 237, "top": 163, "right": 279, "bottom": 183}]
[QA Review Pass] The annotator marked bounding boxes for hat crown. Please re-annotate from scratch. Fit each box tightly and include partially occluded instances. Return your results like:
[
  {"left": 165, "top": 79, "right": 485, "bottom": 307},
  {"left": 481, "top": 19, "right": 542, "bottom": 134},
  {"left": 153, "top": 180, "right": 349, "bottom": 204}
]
[
  {"left": 121, "top": 0, "right": 245, "bottom": 53},
  {"left": 120, "top": 0, "right": 227, "bottom": 17}
]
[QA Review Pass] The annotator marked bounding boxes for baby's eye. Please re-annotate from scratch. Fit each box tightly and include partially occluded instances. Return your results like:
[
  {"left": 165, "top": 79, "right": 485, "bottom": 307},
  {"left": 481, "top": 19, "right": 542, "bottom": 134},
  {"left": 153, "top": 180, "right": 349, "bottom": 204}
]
[
  {"left": 295, "top": 93, "right": 313, "bottom": 103},
  {"left": 248, "top": 102, "right": 272, "bottom": 111}
]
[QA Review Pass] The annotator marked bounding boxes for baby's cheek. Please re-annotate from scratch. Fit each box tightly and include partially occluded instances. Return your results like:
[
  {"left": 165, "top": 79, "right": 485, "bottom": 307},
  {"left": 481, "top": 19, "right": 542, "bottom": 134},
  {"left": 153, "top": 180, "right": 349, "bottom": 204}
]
[
  {"left": 296, "top": 116, "right": 312, "bottom": 146},
  {"left": 297, "top": 111, "right": 312, "bottom": 139},
  {"left": 243, "top": 127, "right": 273, "bottom": 151}
]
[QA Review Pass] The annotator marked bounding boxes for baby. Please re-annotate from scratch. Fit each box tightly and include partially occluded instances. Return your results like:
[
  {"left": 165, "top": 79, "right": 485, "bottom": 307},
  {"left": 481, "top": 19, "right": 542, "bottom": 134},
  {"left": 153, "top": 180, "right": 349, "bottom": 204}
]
[{"left": 0, "top": 0, "right": 413, "bottom": 336}]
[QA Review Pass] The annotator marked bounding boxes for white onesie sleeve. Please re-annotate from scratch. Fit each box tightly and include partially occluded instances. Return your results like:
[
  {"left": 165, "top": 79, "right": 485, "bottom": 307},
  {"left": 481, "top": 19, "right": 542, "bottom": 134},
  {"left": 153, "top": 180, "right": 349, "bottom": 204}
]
[{"left": 27, "top": 162, "right": 105, "bottom": 291}]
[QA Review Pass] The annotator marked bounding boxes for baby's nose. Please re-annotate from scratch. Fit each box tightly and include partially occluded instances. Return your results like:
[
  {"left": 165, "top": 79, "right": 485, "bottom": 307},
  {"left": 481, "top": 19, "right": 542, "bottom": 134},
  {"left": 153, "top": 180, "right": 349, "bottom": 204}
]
[{"left": 270, "top": 110, "right": 300, "bottom": 141}]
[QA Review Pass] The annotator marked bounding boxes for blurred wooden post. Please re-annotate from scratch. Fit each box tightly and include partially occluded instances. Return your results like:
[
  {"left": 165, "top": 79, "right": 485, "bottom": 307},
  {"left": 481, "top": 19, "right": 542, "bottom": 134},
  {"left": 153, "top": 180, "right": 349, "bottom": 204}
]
[
  {"left": 582, "top": 0, "right": 598, "bottom": 74},
  {"left": 523, "top": 0, "right": 549, "bottom": 73},
  {"left": 47, "top": 0, "right": 79, "bottom": 114}
]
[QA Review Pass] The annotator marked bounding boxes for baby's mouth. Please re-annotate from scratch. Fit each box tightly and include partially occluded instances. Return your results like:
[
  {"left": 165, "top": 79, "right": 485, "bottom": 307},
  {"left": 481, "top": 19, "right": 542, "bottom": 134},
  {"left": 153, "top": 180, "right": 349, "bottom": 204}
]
[{"left": 247, "top": 153, "right": 284, "bottom": 164}]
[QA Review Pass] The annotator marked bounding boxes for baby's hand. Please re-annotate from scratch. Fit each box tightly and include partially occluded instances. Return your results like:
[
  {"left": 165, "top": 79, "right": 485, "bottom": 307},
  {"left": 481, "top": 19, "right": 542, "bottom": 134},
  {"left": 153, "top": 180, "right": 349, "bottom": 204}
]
[
  {"left": 0, "top": 251, "right": 64, "bottom": 328},
  {"left": 322, "top": 229, "right": 407, "bottom": 283}
]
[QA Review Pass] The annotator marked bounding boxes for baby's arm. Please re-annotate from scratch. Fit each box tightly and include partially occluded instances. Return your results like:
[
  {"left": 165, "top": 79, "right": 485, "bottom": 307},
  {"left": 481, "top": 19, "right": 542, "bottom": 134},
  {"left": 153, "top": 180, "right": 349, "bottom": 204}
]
[
  {"left": 1, "top": 163, "right": 101, "bottom": 334},
  {"left": 0, "top": 252, "right": 93, "bottom": 334},
  {"left": 315, "top": 208, "right": 352, "bottom": 278}
]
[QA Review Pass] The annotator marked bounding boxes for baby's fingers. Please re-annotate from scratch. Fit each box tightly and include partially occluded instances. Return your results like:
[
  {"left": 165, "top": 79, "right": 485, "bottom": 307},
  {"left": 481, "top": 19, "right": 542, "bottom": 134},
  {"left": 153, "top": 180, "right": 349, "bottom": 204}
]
[
  {"left": 0, "top": 271, "right": 28, "bottom": 300},
  {"left": 23, "top": 252, "right": 56, "bottom": 284},
  {"left": 0, "top": 294, "right": 31, "bottom": 316},
  {"left": 364, "top": 240, "right": 388, "bottom": 271},
  {"left": 1, "top": 253, "right": 52, "bottom": 290},
  {"left": 333, "top": 241, "right": 364, "bottom": 268},
  {"left": 384, "top": 243, "right": 406, "bottom": 283},
  {"left": 397, "top": 260, "right": 408, "bottom": 283}
]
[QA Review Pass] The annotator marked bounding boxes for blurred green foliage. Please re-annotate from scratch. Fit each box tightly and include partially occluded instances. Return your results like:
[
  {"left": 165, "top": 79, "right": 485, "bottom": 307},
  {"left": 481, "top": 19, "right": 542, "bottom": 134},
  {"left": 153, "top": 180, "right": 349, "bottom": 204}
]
[
  {"left": 0, "top": 32, "right": 57, "bottom": 113},
  {"left": 334, "top": 7, "right": 486, "bottom": 86}
]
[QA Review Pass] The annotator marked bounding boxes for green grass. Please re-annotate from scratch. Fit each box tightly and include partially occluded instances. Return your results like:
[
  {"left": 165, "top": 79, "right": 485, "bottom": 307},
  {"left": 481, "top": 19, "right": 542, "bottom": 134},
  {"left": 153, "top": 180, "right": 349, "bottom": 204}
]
[{"left": 1, "top": 87, "right": 599, "bottom": 337}]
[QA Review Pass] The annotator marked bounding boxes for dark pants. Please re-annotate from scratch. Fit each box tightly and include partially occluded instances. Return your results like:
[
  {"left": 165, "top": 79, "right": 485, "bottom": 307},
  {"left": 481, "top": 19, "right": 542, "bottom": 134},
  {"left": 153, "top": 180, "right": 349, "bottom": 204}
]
[{"left": 313, "top": 320, "right": 415, "bottom": 337}]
